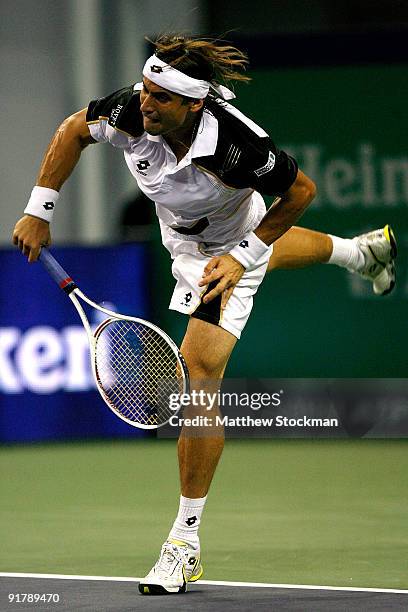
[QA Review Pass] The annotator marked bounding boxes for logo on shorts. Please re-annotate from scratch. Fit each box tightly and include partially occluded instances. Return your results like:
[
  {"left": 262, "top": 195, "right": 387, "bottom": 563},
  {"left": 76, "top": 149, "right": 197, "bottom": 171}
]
[
  {"left": 181, "top": 291, "right": 192, "bottom": 307},
  {"left": 136, "top": 159, "right": 151, "bottom": 176},
  {"left": 151, "top": 65, "right": 163, "bottom": 73}
]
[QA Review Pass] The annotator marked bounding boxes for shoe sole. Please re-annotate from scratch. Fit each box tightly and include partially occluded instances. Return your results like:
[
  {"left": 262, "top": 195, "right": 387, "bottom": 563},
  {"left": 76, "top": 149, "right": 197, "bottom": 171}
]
[
  {"left": 384, "top": 224, "right": 397, "bottom": 260},
  {"left": 382, "top": 282, "right": 395, "bottom": 296},
  {"left": 379, "top": 263, "right": 396, "bottom": 296},
  {"left": 138, "top": 564, "right": 203, "bottom": 595},
  {"left": 368, "top": 224, "right": 397, "bottom": 266},
  {"left": 381, "top": 225, "right": 397, "bottom": 295},
  {"left": 138, "top": 582, "right": 187, "bottom": 595},
  {"left": 188, "top": 564, "right": 204, "bottom": 582},
  {"left": 370, "top": 225, "right": 397, "bottom": 296}
]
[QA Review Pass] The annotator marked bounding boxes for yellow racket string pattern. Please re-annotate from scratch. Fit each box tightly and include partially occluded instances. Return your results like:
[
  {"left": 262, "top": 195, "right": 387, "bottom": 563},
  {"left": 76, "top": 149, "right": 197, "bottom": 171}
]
[{"left": 94, "top": 319, "right": 184, "bottom": 427}]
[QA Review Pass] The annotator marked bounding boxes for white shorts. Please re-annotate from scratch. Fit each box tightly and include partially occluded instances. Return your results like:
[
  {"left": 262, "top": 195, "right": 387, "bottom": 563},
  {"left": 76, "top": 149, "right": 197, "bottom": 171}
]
[{"left": 169, "top": 249, "right": 271, "bottom": 339}]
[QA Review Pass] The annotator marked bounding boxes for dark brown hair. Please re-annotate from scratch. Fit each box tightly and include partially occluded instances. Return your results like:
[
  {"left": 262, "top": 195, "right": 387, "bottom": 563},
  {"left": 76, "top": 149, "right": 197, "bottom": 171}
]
[{"left": 149, "top": 34, "right": 251, "bottom": 94}]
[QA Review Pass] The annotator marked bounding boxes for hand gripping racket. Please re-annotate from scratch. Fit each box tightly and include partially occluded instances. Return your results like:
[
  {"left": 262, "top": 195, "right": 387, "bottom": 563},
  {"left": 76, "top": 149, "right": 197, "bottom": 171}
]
[{"left": 39, "top": 249, "right": 189, "bottom": 429}]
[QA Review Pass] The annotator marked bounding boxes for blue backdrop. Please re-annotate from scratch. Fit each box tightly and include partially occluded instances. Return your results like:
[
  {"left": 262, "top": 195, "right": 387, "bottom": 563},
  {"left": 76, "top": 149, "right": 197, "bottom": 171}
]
[{"left": 0, "top": 244, "right": 153, "bottom": 442}]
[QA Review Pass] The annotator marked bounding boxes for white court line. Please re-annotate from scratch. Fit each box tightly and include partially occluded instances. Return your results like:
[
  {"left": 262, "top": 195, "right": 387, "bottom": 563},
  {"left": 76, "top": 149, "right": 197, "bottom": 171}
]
[{"left": 0, "top": 573, "right": 408, "bottom": 594}]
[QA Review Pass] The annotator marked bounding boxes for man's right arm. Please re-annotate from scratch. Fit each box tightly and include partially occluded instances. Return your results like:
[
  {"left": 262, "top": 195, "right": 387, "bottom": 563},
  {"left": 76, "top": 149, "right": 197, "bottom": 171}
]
[
  {"left": 36, "top": 108, "right": 95, "bottom": 191},
  {"left": 12, "top": 108, "right": 96, "bottom": 262}
]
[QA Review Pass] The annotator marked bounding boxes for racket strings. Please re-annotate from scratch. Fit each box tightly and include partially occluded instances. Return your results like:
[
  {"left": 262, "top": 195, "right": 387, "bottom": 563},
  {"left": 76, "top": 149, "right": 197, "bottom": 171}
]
[
  {"left": 99, "top": 328, "right": 175, "bottom": 422},
  {"left": 94, "top": 320, "right": 183, "bottom": 426},
  {"left": 97, "top": 330, "right": 176, "bottom": 425}
]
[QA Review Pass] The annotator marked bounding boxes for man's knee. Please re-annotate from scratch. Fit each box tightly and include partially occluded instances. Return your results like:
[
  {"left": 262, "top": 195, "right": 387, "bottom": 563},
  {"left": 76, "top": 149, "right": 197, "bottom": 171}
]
[
  {"left": 180, "top": 317, "right": 237, "bottom": 382},
  {"left": 187, "top": 358, "right": 224, "bottom": 382}
]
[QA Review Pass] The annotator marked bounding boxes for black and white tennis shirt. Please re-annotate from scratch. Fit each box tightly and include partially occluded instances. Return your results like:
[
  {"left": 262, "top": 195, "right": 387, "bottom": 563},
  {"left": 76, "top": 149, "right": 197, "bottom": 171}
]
[{"left": 86, "top": 84, "right": 298, "bottom": 257}]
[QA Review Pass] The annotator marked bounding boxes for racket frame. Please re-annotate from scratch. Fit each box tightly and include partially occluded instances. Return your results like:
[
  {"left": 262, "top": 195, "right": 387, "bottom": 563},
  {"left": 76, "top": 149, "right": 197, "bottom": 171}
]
[{"left": 39, "top": 249, "right": 189, "bottom": 429}]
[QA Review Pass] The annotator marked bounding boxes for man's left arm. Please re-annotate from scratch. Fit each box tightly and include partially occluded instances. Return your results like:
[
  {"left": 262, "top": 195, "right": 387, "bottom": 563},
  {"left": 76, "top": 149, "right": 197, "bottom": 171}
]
[
  {"left": 199, "top": 169, "right": 316, "bottom": 307},
  {"left": 253, "top": 169, "right": 316, "bottom": 244}
]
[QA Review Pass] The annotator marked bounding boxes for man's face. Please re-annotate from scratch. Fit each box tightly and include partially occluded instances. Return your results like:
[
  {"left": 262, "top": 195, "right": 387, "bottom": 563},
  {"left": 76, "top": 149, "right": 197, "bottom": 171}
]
[{"left": 140, "top": 78, "right": 199, "bottom": 135}]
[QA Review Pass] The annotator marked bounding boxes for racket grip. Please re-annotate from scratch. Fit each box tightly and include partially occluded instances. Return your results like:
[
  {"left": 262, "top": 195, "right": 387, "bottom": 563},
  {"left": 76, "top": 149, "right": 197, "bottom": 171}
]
[{"left": 39, "top": 248, "right": 76, "bottom": 294}]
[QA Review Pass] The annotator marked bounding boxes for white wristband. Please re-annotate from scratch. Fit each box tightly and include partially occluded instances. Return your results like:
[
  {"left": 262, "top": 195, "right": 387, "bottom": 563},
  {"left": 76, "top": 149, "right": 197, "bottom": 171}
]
[
  {"left": 229, "top": 231, "right": 270, "bottom": 270},
  {"left": 24, "top": 186, "right": 60, "bottom": 223}
]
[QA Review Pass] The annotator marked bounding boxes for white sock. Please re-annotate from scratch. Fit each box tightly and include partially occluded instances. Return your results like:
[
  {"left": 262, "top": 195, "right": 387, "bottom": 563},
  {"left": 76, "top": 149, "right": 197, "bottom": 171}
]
[
  {"left": 327, "top": 235, "right": 365, "bottom": 272},
  {"left": 168, "top": 495, "right": 207, "bottom": 547}
]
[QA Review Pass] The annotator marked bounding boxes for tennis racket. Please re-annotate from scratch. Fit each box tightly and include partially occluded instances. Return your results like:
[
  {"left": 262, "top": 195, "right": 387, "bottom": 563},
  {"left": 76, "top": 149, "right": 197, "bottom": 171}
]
[{"left": 38, "top": 248, "right": 189, "bottom": 429}]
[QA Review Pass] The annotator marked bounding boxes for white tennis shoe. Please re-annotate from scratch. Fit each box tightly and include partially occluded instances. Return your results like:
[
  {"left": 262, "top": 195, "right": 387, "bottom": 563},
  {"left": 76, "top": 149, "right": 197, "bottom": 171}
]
[
  {"left": 352, "top": 225, "right": 397, "bottom": 295},
  {"left": 138, "top": 539, "right": 203, "bottom": 595}
]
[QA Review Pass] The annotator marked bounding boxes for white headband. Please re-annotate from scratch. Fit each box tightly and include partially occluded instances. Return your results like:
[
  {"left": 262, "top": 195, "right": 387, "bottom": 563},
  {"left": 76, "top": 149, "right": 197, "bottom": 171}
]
[{"left": 142, "top": 54, "right": 235, "bottom": 100}]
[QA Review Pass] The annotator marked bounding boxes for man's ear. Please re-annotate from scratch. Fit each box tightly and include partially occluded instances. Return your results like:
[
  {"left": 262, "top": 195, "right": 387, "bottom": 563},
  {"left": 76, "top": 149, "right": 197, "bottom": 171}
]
[{"left": 188, "top": 98, "right": 204, "bottom": 113}]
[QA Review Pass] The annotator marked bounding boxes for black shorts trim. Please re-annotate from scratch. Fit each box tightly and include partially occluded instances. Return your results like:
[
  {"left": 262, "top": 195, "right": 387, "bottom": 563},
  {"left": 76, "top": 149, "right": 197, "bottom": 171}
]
[{"left": 191, "top": 281, "right": 222, "bottom": 327}]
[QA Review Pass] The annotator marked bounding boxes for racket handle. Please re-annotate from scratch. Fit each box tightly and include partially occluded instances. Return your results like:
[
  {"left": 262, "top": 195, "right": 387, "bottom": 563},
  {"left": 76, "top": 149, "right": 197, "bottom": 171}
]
[{"left": 39, "top": 248, "right": 77, "bottom": 294}]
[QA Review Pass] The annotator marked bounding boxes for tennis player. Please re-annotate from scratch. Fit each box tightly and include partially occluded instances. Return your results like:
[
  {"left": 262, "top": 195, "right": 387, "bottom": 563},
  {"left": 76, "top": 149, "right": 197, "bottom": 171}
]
[{"left": 12, "top": 35, "right": 396, "bottom": 595}]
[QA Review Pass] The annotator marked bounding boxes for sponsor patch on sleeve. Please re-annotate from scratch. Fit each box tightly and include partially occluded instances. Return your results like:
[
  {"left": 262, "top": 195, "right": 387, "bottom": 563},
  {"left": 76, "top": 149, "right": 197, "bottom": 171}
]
[{"left": 254, "top": 151, "right": 276, "bottom": 177}]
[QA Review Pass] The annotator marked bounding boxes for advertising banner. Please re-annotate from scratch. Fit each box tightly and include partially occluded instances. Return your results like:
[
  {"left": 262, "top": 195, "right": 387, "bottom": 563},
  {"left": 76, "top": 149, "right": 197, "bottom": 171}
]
[{"left": 0, "top": 244, "right": 153, "bottom": 442}]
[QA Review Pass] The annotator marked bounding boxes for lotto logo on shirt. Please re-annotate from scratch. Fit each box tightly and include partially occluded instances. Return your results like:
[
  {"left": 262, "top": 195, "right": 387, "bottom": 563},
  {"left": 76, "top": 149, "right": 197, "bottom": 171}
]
[{"left": 136, "top": 160, "right": 151, "bottom": 175}]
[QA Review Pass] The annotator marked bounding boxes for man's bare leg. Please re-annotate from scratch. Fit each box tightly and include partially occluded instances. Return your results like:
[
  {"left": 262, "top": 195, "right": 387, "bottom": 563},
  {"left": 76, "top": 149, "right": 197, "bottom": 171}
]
[
  {"left": 267, "top": 224, "right": 396, "bottom": 295},
  {"left": 267, "top": 226, "right": 332, "bottom": 271},
  {"left": 164, "top": 319, "right": 235, "bottom": 553},
  {"left": 177, "top": 317, "right": 236, "bottom": 498},
  {"left": 138, "top": 318, "right": 237, "bottom": 594}
]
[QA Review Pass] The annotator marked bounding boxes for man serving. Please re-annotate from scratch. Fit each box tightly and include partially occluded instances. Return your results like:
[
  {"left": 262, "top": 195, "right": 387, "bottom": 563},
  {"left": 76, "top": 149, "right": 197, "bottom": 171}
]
[{"left": 13, "top": 34, "right": 396, "bottom": 595}]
